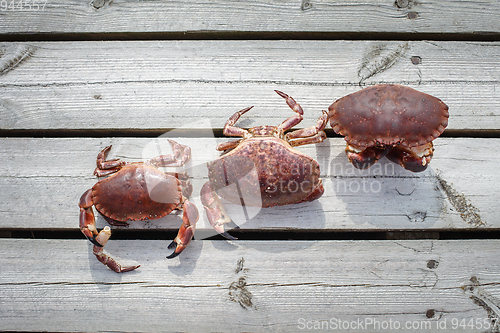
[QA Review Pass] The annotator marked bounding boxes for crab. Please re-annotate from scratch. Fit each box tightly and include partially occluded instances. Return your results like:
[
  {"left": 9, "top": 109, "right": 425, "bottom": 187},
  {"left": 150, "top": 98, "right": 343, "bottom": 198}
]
[
  {"left": 79, "top": 140, "right": 199, "bottom": 273},
  {"left": 201, "top": 90, "right": 328, "bottom": 239},
  {"left": 328, "top": 84, "right": 449, "bottom": 172}
]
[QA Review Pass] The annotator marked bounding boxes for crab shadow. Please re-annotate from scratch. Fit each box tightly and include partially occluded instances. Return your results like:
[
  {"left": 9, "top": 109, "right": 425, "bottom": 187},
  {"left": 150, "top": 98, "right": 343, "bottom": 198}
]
[
  {"left": 208, "top": 196, "right": 326, "bottom": 255},
  {"left": 87, "top": 213, "right": 202, "bottom": 282},
  {"left": 329, "top": 150, "right": 445, "bottom": 229}
]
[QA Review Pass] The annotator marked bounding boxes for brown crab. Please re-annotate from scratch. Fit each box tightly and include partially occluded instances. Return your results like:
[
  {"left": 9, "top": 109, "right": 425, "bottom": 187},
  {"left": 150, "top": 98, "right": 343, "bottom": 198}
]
[
  {"left": 201, "top": 90, "right": 328, "bottom": 239},
  {"left": 79, "top": 140, "right": 199, "bottom": 273},
  {"left": 328, "top": 84, "right": 449, "bottom": 172}
]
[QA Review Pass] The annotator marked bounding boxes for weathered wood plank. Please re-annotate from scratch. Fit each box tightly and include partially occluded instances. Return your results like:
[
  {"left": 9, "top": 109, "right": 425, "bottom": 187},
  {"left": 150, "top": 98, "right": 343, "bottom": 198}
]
[
  {"left": 1, "top": 239, "right": 499, "bottom": 332},
  {"left": 0, "top": 137, "right": 495, "bottom": 231},
  {"left": 0, "top": 0, "right": 499, "bottom": 35},
  {"left": 2, "top": 41, "right": 499, "bottom": 86},
  {"left": 0, "top": 40, "right": 499, "bottom": 130}
]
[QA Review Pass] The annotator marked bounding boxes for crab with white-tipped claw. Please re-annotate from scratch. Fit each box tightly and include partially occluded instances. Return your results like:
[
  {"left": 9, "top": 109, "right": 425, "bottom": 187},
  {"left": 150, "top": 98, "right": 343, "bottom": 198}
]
[{"left": 79, "top": 139, "right": 199, "bottom": 273}]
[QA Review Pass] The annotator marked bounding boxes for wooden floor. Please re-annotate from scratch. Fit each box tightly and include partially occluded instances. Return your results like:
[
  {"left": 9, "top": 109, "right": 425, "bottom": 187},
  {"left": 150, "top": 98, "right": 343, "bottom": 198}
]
[{"left": 1, "top": 1, "right": 500, "bottom": 332}]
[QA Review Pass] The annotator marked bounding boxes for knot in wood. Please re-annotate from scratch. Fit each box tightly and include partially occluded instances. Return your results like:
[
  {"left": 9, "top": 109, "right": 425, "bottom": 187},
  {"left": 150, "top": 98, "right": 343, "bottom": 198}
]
[
  {"left": 91, "top": 0, "right": 106, "bottom": 9},
  {"left": 407, "top": 11, "right": 418, "bottom": 19},
  {"left": 411, "top": 56, "right": 422, "bottom": 65},
  {"left": 395, "top": 0, "right": 410, "bottom": 8}
]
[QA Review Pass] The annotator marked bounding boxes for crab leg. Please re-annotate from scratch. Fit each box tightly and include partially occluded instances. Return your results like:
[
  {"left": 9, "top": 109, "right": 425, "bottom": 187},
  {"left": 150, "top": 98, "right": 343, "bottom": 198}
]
[
  {"left": 223, "top": 106, "right": 253, "bottom": 137},
  {"left": 167, "top": 199, "right": 199, "bottom": 259},
  {"left": 93, "top": 227, "right": 140, "bottom": 273},
  {"left": 94, "top": 146, "right": 126, "bottom": 177},
  {"left": 289, "top": 132, "right": 327, "bottom": 147},
  {"left": 162, "top": 171, "right": 189, "bottom": 180},
  {"left": 79, "top": 189, "right": 99, "bottom": 243},
  {"left": 275, "top": 90, "right": 304, "bottom": 132},
  {"left": 178, "top": 178, "right": 194, "bottom": 198},
  {"left": 200, "top": 181, "right": 239, "bottom": 240},
  {"left": 217, "top": 139, "right": 243, "bottom": 152},
  {"left": 346, "top": 144, "right": 391, "bottom": 170},
  {"left": 148, "top": 139, "right": 191, "bottom": 168},
  {"left": 386, "top": 142, "right": 434, "bottom": 172},
  {"left": 95, "top": 146, "right": 126, "bottom": 172},
  {"left": 287, "top": 111, "right": 328, "bottom": 147},
  {"left": 79, "top": 189, "right": 140, "bottom": 273}
]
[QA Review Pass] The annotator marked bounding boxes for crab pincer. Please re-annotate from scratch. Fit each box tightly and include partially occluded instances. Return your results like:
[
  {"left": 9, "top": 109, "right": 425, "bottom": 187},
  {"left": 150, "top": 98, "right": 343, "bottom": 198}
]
[
  {"left": 79, "top": 140, "right": 198, "bottom": 272},
  {"left": 166, "top": 199, "right": 199, "bottom": 258},
  {"left": 201, "top": 90, "right": 327, "bottom": 239},
  {"left": 328, "top": 84, "right": 449, "bottom": 172}
]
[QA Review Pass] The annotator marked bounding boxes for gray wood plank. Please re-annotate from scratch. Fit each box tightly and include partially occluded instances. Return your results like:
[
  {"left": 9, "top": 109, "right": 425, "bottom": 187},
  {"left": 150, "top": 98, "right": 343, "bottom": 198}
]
[
  {"left": 0, "top": 40, "right": 499, "bottom": 130},
  {"left": 0, "top": 137, "right": 495, "bottom": 231},
  {"left": 2, "top": 41, "right": 498, "bottom": 86},
  {"left": 0, "top": 0, "right": 498, "bottom": 35},
  {"left": 1, "top": 238, "right": 499, "bottom": 332}
]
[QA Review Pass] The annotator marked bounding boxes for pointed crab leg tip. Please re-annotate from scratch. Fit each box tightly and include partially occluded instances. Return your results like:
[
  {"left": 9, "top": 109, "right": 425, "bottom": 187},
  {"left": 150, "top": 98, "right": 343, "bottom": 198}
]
[
  {"left": 166, "top": 251, "right": 181, "bottom": 259},
  {"left": 121, "top": 265, "right": 141, "bottom": 273},
  {"left": 275, "top": 90, "right": 287, "bottom": 98},
  {"left": 87, "top": 236, "right": 103, "bottom": 247},
  {"left": 167, "top": 240, "right": 177, "bottom": 249}
]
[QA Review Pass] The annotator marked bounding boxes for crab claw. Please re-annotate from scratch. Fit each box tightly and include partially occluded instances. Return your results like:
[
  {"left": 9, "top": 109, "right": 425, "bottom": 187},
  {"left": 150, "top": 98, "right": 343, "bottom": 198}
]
[
  {"left": 92, "top": 227, "right": 140, "bottom": 273},
  {"left": 345, "top": 144, "right": 390, "bottom": 170},
  {"left": 79, "top": 189, "right": 102, "bottom": 246},
  {"left": 167, "top": 199, "right": 199, "bottom": 259},
  {"left": 79, "top": 189, "right": 140, "bottom": 273},
  {"left": 200, "top": 181, "right": 239, "bottom": 240},
  {"left": 386, "top": 143, "right": 434, "bottom": 172}
]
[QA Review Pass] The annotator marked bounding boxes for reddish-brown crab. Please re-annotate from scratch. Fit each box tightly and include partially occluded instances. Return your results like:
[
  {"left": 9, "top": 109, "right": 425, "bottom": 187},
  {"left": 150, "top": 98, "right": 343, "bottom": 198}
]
[
  {"left": 79, "top": 140, "right": 199, "bottom": 273},
  {"left": 328, "top": 84, "right": 449, "bottom": 172},
  {"left": 201, "top": 90, "right": 328, "bottom": 238}
]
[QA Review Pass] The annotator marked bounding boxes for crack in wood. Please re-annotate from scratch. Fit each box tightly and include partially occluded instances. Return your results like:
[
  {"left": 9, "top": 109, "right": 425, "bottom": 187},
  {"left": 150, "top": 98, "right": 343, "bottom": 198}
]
[
  {"left": 229, "top": 276, "right": 254, "bottom": 310},
  {"left": 393, "top": 240, "right": 436, "bottom": 253},
  {"left": 0, "top": 44, "right": 35, "bottom": 76},
  {"left": 1, "top": 78, "right": 499, "bottom": 89},
  {"left": 463, "top": 276, "right": 500, "bottom": 331},
  {"left": 0, "top": 281, "right": 224, "bottom": 288},
  {"left": 357, "top": 42, "right": 409, "bottom": 84},
  {"left": 235, "top": 257, "right": 249, "bottom": 274},
  {"left": 406, "top": 211, "right": 427, "bottom": 223},
  {"left": 229, "top": 257, "right": 255, "bottom": 310},
  {"left": 436, "top": 175, "right": 485, "bottom": 227}
]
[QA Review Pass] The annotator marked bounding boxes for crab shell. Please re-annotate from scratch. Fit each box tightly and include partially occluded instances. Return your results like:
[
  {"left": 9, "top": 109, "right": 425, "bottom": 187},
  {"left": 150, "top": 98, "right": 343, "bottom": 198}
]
[
  {"left": 207, "top": 137, "right": 323, "bottom": 208},
  {"left": 92, "top": 164, "right": 184, "bottom": 222},
  {"left": 328, "top": 84, "right": 449, "bottom": 149}
]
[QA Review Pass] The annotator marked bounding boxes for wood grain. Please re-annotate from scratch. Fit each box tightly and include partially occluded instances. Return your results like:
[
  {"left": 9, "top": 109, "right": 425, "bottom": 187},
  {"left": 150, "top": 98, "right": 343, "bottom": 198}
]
[
  {"left": 1, "top": 238, "right": 499, "bottom": 332},
  {"left": 0, "top": 0, "right": 499, "bottom": 35},
  {"left": 1, "top": 0, "right": 498, "bottom": 332},
  {"left": 0, "top": 137, "right": 496, "bottom": 231},
  {"left": 0, "top": 41, "right": 499, "bottom": 131}
]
